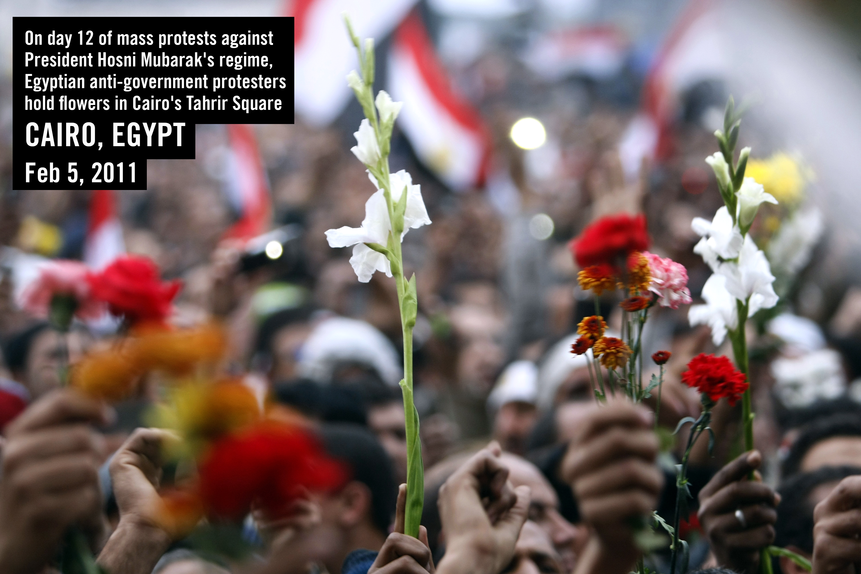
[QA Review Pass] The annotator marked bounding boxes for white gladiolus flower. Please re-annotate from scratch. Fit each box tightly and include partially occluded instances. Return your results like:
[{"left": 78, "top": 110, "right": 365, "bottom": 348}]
[
  {"left": 374, "top": 170, "right": 432, "bottom": 236},
  {"left": 375, "top": 91, "right": 402, "bottom": 125},
  {"left": 736, "top": 177, "right": 777, "bottom": 228},
  {"left": 692, "top": 206, "right": 743, "bottom": 271},
  {"left": 689, "top": 273, "right": 738, "bottom": 346},
  {"left": 351, "top": 119, "right": 381, "bottom": 166},
  {"left": 326, "top": 170, "right": 430, "bottom": 282},
  {"left": 705, "top": 152, "right": 732, "bottom": 191},
  {"left": 326, "top": 189, "right": 391, "bottom": 283},
  {"left": 767, "top": 207, "right": 823, "bottom": 276},
  {"left": 717, "top": 235, "right": 779, "bottom": 314},
  {"left": 346, "top": 70, "right": 363, "bottom": 92}
]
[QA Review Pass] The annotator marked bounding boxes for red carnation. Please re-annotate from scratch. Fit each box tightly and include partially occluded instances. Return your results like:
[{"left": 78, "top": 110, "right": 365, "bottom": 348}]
[
  {"left": 681, "top": 353, "right": 748, "bottom": 406},
  {"left": 570, "top": 214, "right": 650, "bottom": 269},
  {"left": 88, "top": 256, "right": 182, "bottom": 325},
  {"left": 198, "top": 422, "right": 346, "bottom": 521}
]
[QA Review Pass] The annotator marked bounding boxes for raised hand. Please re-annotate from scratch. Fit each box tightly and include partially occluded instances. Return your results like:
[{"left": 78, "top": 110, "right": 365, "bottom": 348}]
[
  {"left": 0, "top": 389, "right": 110, "bottom": 574},
  {"left": 436, "top": 443, "right": 531, "bottom": 574},
  {"left": 698, "top": 450, "right": 778, "bottom": 573}
]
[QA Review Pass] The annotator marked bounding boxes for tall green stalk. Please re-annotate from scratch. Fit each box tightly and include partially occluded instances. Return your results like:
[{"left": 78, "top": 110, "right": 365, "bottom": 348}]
[{"left": 343, "top": 17, "right": 424, "bottom": 538}]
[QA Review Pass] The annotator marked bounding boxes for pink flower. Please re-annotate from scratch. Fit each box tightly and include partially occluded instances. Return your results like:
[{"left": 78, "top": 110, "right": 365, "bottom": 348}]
[
  {"left": 643, "top": 252, "right": 692, "bottom": 310},
  {"left": 20, "top": 260, "right": 105, "bottom": 321}
]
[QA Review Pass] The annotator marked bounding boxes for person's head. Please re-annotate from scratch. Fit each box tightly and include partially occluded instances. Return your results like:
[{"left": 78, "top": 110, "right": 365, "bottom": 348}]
[
  {"left": 3, "top": 322, "right": 93, "bottom": 399},
  {"left": 500, "top": 452, "right": 585, "bottom": 574},
  {"left": 499, "top": 520, "right": 563, "bottom": 574},
  {"left": 775, "top": 465, "right": 861, "bottom": 574},
  {"left": 253, "top": 306, "right": 317, "bottom": 381},
  {"left": 310, "top": 424, "right": 398, "bottom": 574},
  {"left": 489, "top": 361, "right": 539, "bottom": 456},
  {"left": 363, "top": 385, "right": 407, "bottom": 485},
  {"left": 781, "top": 414, "right": 861, "bottom": 478},
  {"left": 153, "top": 550, "right": 230, "bottom": 574},
  {"left": 535, "top": 335, "right": 594, "bottom": 423}
]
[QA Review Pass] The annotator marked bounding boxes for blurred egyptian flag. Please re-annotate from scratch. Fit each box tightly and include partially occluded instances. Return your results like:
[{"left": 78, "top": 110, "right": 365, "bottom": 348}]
[
  {"left": 388, "top": 10, "right": 492, "bottom": 191},
  {"left": 222, "top": 124, "right": 272, "bottom": 242},
  {"left": 619, "top": 0, "right": 727, "bottom": 178},
  {"left": 286, "top": 0, "right": 417, "bottom": 126},
  {"left": 84, "top": 189, "right": 125, "bottom": 270}
]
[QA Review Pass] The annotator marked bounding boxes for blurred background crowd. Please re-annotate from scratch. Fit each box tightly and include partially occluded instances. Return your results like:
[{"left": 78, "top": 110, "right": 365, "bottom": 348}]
[{"left": 3, "top": 0, "right": 861, "bottom": 573}]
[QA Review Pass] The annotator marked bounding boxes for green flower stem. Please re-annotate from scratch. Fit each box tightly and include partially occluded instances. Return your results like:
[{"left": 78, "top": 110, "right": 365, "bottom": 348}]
[
  {"left": 670, "top": 412, "right": 710, "bottom": 574},
  {"left": 729, "top": 299, "right": 754, "bottom": 458},
  {"left": 655, "top": 365, "right": 665, "bottom": 431}
]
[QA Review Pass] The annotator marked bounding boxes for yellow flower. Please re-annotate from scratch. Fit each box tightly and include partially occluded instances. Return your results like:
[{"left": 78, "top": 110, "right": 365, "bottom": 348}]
[
  {"left": 577, "top": 316, "right": 607, "bottom": 341},
  {"left": 578, "top": 264, "right": 616, "bottom": 296},
  {"left": 745, "top": 153, "right": 810, "bottom": 207},
  {"left": 625, "top": 252, "right": 651, "bottom": 294},
  {"left": 148, "top": 379, "right": 261, "bottom": 456},
  {"left": 592, "top": 337, "right": 632, "bottom": 370}
]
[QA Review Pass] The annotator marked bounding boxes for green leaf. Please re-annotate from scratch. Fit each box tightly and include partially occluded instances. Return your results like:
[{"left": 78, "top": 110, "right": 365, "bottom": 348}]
[
  {"left": 653, "top": 511, "right": 675, "bottom": 537},
  {"left": 767, "top": 546, "right": 811, "bottom": 572},
  {"left": 402, "top": 274, "right": 418, "bottom": 329},
  {"left": 724, "top": 95, "right": 736, "bottom": 134},
  {"left": 728, "top": 121, "right": 740, "bottom": 153},
  {"left": 400, "top": 382, "right": 424, "bottom": 538},
  {"left": 673, "top": 417, "right": 696, "bottom": 435},
  {"left": 643, "top": 374, "right": 659, "bottom": 399},
  {"left": 734, "top": 147, "right": 750, "bottom": 190},
  {"left": 363, "top": 38, "right": 375, "bottom": 87},
  {"left": 342, "top": 13, "right": 361, "bottom": 50},
  {"left": 393, "top": 181, "right": 409, "bottom": 236}
]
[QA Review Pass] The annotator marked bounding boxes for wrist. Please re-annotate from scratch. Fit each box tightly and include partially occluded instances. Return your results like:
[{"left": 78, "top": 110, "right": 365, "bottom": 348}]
[
  {"left": 438, "top": 542, "right": 497, "bottom": 574},
  {"left": 113, "top": 518, "right": 173, "bottom": 553}
]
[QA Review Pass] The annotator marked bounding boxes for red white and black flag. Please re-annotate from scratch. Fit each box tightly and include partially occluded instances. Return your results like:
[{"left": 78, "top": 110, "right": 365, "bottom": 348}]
[{"left": 388, "top": 9, "right": 492, "bottom": 191}]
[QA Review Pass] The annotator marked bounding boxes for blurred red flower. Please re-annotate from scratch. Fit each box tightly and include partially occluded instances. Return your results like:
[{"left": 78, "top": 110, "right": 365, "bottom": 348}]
[
  {"left": 620, "top": 296, "right": 651, "bottom": 312},
  {"left": 571, "top": 337, "right": 593, "bottom": 355},
  {"left": 681, "top": 353, "right": 748, "bottom": 406},
  {"left": 570, "top": 214, "right": 650, "bottom": 269},
  {"left": 198, "top": 421, "right": 346, "bottom": 521},
  {"left": 651, "top": 351, "right": 672, "bottom": 366},
  {"left": 88, "top": 256, "right": 181, "bottom": 324}
]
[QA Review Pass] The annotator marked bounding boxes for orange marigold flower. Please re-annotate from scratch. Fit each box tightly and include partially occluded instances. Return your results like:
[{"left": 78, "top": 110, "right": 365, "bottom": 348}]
[
  {"left": 625, "top": 252, "right": 651, "bottom": 294},
  {"left": 154, "top": 487, "right": 205, "bottom": 540},
  {"left": 578, "top": 264, "right": 617, "bottom": 296},
  {"left": 70, "top": 347, "right": 142, "bottom": 402},
  {"left": 652, "top": 351, "right": 672, "bottom": 365},
  {"left": 577, "top": 316, "right": 607, "bottom": 341},
  {"left": 592, "top": 337, "right": 632, "bottom": 370},
  {"left": 571, "top": 337, "right": 593, "bottom": 355},
  {"left": 134, "top": 323, "right": 228, "bottom": 376},
  {"left": 620, "top": 296, "right": 651, "bottom": 312}
]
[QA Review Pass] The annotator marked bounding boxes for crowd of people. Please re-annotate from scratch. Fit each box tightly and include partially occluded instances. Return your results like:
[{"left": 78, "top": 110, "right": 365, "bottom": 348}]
[{"left": 3, "top": 5, "right": 861, "bottom": 574}]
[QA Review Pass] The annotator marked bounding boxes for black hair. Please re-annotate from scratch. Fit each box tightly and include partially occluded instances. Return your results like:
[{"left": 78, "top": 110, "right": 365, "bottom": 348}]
[
  {"left": 274, "top": 380, "right": 368, "bottom": 426},
  {"left": 775, "top": 398, "right": 861, "bottom": 435},
  {"left": 319, "top": 423, "right": 397, "bottom": 536},
  {"left": 361, "top": 382, "right": 403, "bottom": 410},
  {"left": 775, "top": 465, "right": 861, "bottom": 555},
  {"left": 252, "top": 306, "right": 317, "bottom": 364},
  {"left": 2, "top": 321, "right": 51, "bottom": 375},
  {"left": 782, "top": 414, "right": 861, "bottom": 478},
  {"left": 690, "top": 569, "right": 740, "bottom": 574}
]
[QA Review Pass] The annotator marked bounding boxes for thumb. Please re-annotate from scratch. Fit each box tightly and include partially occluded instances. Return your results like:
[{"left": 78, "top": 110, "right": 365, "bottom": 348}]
[{"left": 495, "top": 485, "right": 531, "bottom": 541}]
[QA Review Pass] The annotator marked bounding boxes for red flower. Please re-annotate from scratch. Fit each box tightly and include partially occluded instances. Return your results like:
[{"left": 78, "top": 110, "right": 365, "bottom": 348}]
[
  {"left": 681, "top": 354, "right": 748, "bottom": 406},
  {"left": 620, "top": 296, "right": 651, "bottom": 312},
  {"left": 569, "top": 214, "right": 650, "bottom": 269},
  {"left": 651, "top": 351, "right": 672, "bottom": 366},
  {"left": 88, "top": 256, "right": 182, "bottom": 324},
  {"left": 198, "top": 422, "right": 346, "bottom": 521},
  {"left": 571, "top": 337, "right": 593, "bottom": 355}
]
